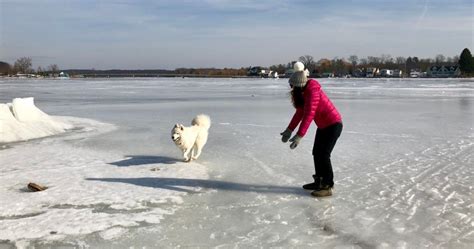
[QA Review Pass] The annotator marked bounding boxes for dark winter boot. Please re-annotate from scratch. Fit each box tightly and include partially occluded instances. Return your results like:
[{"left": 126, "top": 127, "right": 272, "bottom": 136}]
[
  {"left": 302, "top": 175, "right": 321, "bottom": 190},
  {"left": 310, "top": 184, "right": 333, "bottom": 197}
]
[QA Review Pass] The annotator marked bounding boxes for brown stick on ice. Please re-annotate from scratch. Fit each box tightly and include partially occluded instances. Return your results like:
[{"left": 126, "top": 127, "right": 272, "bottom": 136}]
[{"left": 27, "top": 182, "right": 47, "bottom": 192}]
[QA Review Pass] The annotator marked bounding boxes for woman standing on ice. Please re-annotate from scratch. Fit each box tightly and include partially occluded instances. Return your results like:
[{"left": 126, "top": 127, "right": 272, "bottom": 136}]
[{"left": 280, "top": 62, "right": 342, "bottom": 197}]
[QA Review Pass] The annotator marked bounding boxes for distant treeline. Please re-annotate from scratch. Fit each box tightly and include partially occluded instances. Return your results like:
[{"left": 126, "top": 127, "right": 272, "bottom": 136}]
[
  {"left": 63, "top": 69, "right": 174, "bottom": 77},
  {"left": 1, "top": 48, "right": 473, "bottom": 77},
  {"left": 270, "top": 48, "right": 473, "bottom": 77},
  {"left": 174, "top": 67, "right": 248, "bottom": 76},
  {"left": 62, "top": 68, "right": 249, "bottom": 77}
]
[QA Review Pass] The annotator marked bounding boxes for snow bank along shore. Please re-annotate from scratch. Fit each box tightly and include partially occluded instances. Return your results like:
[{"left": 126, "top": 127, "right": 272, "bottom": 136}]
[{"left": 0, "top": 97, "right": 73, "bottom": 143}]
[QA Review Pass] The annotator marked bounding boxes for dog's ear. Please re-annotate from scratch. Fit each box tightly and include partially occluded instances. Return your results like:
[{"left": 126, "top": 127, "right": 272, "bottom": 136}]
[
  {"left": 180, "top": 125, "right": 184, "bottom": 131},
  {"left": 174, "top": 123, "right": 179, "bottom": 128}
]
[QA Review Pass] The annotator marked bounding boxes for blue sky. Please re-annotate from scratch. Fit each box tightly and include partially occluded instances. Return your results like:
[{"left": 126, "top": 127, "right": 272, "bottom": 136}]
[{"left": 1, "top": 0, "right": 472, "bottom": 69}]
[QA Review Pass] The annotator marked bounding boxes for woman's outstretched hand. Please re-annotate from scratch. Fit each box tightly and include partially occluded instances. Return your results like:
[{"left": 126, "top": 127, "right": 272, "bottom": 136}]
[
  {"left": 280, "top": 128, "right": 292, "bottom": 143},
  {"left": 289, "top": 135, "right": 302, "bottom": 149}
]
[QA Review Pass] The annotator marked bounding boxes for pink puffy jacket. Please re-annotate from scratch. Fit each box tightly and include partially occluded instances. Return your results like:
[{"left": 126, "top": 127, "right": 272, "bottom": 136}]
[{"left": 287, "top": 79, "right": 342, "bottom": 137}]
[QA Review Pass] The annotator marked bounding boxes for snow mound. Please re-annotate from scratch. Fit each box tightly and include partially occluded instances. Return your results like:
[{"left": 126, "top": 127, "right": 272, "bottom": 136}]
[{"left": 0, "top": 97, "right": 73, "bottom": 143}]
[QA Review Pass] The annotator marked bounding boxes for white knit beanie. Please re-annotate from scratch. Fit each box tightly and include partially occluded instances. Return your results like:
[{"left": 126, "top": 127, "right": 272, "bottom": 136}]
[{"left": 289, "top": 61, "right": 307, "bottom": 87}]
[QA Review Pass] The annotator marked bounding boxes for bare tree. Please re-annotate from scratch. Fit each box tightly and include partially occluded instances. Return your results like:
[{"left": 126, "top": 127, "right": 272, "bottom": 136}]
[
  {"left": 298, "top": 55, "right": 315, "bottom": 70},
  {"left": 452, "top": 55, "right": 460, "bottom": 64},
  {"left": 348, "top": 55, "right": 358, "bottom": 68},
  {"left": 395, "top": 57, "right": 406, "bottom": 65},
  {"left": 435, "top": 54, "right": 446, "bottom": 64},
  {"left": 13, "top": 57, "right": 33, "bottom": 74},
  {"left": 367, "top": 56, "right": 381, "bottom": 66},
  {"left": 48, "top": 64, "right": 59, "bottom": 74},
  {"left": 380, "top": 54, "right": 393, "bottom": 64}
]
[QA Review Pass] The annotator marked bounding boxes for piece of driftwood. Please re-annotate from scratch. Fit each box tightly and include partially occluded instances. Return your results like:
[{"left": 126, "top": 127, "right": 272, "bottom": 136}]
[{"left": 27, "top": 182, "right": 47, "bottom": 192}]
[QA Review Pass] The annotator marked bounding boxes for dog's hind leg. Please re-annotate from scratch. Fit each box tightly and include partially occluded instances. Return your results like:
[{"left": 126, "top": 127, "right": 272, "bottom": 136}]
[{"left": 191, "top": 144, "right": 202, "bottom": 160}]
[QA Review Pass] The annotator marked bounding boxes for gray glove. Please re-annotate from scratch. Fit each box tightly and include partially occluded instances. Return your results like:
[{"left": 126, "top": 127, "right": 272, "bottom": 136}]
[
  {"left": 289, "top": 135, "right": 302, "bottom": 149},
  {"left": 280, "top": 128, "right": 292, "bottom": 143}
]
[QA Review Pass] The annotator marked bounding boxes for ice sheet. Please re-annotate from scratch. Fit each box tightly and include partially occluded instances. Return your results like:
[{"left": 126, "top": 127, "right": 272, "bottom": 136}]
[{"left": 0, "top": 77, "right": 472, "bottom": 248}]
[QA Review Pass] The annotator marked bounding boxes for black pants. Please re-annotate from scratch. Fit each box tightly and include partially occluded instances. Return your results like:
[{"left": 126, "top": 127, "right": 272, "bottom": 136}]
[{"left": 312, "top": 122, "right": 343, "bottom": 187}]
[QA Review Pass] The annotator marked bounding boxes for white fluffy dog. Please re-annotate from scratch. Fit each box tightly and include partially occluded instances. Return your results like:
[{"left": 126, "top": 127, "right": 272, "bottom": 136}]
[{"left": 171, "top": 114, "right": 211, "bottom": 162}]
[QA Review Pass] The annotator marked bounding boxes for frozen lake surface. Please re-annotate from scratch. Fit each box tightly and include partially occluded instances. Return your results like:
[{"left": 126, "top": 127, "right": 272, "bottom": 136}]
[{"left": 0, "top": 77, "right": 473, "bottom": 248}]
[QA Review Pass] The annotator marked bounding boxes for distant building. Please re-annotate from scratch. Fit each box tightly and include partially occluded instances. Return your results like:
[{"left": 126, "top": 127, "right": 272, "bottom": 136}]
[
  {"left": 283, "top": 68, "right": 294, "bottom": 78},
  {"left": 269, "top": 71, "right": 279, "bottom": 79},
  {"left": 379, "top": 69, "right": 393, "bottom": 77},
  {"left": 427, "top": 65, "right": 461, "bottom": 78},
  {"left": 352, "top": 68, "right": 365, "bottom": 78},
  {"left": 247, "top": 66, "right": 279, "bottom": 78},
  {"left": 15, "top": 73, "right": 37, "bottom": 78},
  {"left": 321, "top": 72, "right": 335, "bottom": 78},
  {"left": 392, "top": 69, "right": 403, "bottom": 78},
  {"left": 58, "top": 72, "right": 70, "bottom": 79},
  {"left": 410, "top": 69, "right": 422, "bottom": 78},
  {"left": 248, "top": 66, "right": 270, "bottom": 77},
  {"left": 366, "top": 67, "right": 379, "bottom": 77}
]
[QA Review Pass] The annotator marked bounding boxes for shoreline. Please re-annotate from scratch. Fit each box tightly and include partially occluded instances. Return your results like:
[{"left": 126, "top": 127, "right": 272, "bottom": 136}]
[{"left": 1, "top": 75, "right": 472, "bottom": 79}]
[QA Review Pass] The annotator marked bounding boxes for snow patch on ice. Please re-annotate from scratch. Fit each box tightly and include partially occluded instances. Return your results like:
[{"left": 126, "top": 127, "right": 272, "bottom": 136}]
[
  {"left": 99, "top": 227, "right": 129, "bottom": 240},
  {"left": 0, "top": 115, "right": 209, "bottom": 244}
]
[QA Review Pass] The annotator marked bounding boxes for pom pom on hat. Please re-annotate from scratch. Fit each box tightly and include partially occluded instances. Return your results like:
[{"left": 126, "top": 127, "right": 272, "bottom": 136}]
[
  {"left": 289, "top": 61, "right": 307, "bottom": 87},
  {"left": 293, "top": 61, "right": 305, "bottom": 72}
]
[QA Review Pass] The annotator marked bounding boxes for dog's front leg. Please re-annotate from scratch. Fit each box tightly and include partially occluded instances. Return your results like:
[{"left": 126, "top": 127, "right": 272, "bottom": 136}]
[{"left": 183, "top": 148, "right": 192, "bottom": 162}]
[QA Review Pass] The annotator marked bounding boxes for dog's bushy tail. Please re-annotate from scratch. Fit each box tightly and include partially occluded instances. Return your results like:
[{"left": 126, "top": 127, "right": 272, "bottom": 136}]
[{"left": 192, "top": 114, "right": 211, "bottom": 130}]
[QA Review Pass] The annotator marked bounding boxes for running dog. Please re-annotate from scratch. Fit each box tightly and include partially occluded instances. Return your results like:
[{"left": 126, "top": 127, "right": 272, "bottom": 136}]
[{"left": 171, "top": 114, "right": 211, "bottom": 162}]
